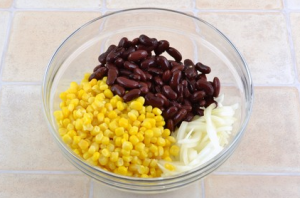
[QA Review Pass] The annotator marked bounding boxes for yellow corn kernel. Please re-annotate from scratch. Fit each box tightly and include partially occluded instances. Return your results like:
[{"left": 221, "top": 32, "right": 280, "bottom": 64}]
[
  {"left": 83, "top": 83, "right": 91, "bottom": 92},
  {"left": 136, "top": 133, "right": 144, "bottom": 142},
  {"left": 145, "top": 106, "right": 152, "bottom": 112},
  {"left": 165, "top": 163, "right": 176, "bottom": 171},
  {"left": 121, "top": 149, "right": 130, "bottom": 156},
  {"left": 105, "top": 103, "right": 113, "bottom": 111},
  {"left": 139, "top": 150, "right": 147, "bottom": 159},
  {"left": 123, "top": 156, "right": 132, "bottom": 162},
  {"left": 122, "top": 141, "right": 133, "bottom": 151},
  {"left": 110, "top": 152, "right": 119, "bottom": 162},
  {"left": 132, "top": 156, "right": 142, "bottom": 165},
  {"left": 107, "top": 143, "right": 115, "bottom": 152},
  {"left": 167, "top": 136, "right": 176, "bottom": 143},
  {"left": 157, "top": 137, "right": 166, "bottom": 146},
  {"left": 129, "top": 126, "right": 138, "bottom": 135},
  {"left": 75, "top": 119, "right": 83, "bottom": 130},
  {"left": 108, "top": 121, "right": 117, "bottom": 131},
  {"left": 150, "top": 137, "right": 157, "bottom": 144},
  {"left": 99, "top": 156, "right": 108, "bottom": 166},
  {"left": 62, "top": 134, "right": 72, "bottom": 144},
  {"left": 123, "top": 133, "right": 129, "bottom": 141},
  {"left": 157, "top": 121, "right": 165, "bottom": 127},
  {"left": 97, "top": 113, "right": 104, "bottom": 122},
  {"left": 128, "top": 112, "right": 137, "bottom": 121},
  {"left": 59, "top": 128, "right": 67, "bottom": 136},
  {"left": 150, "top": 168, "right": 156, "bottom": 176},
  {"left": 137, "top": 114, "right": 145, "bottom": 122},
  {"left": 108, "top": 111, "right": 117, "bottom": 119},
  {"left": 104, "top": 129, "right": 114, "bottom": 138},
  {"left": 99, "top": 84, "right": 108, "bottom": 91},
  {"left": 95, "top": 133, "right": 103, "bottom": 144},
  {"left": 102, "top": 136, "right": 110, "bottom": 145},
  {"left": 107, "top": 161, "right": 116, "bottom": 171},
  {"left": 114, "top": 137, "right": 122, "bottom": 147},
  {"left": 92, "top": 152, "right": 100, "bottom": 161},
  {"left": 129, "top": 164, "right": 138, "bottom": 172},
  {"left": 83, "top": 152, "right": 92, "bottom": 160},
  {"left": 158, "top": 146, "right": 164, "bottom": 157},
  {"left": 78, "top": 139, "right": 90, "bottom": 150},
  {"left": 152, "top": 107, "right": 162, "bottom": 115},
  {"left": 142, "top": 158, "right": 151, "bottom": 167},
  {"left": 136, "top": 97, "right": 145, "bottom": 105},
  {"left": 130, "top": 101, "right": 143, "bottom": 111},
  {"left": 150, "top": 144, "right": 158, "bottom": 154},
  {"left": 88, "top": 143, "right": 99, "bottom": 154},
  {"left": 132, "top": 120, "right": 141, "bottom": 127},
  {"left": 164, "top": 156, "right": 172, "bottom": 162},
  {"left": 142, "top": 121, "right": 151, "bottom": 129},
  {"left": 54, "top": 111, "right": 63, "bottom": 120},
  {"left": 146, "top": 112, "right": 155, "bottom": 118},
  {"left": 115, "top": 127, "right": 124, "bottom": 136},
  {"left": 138, "top": 165, "right": 149, "bottom": 175},
  {"left": 117, "top": 166, "right": 128, "bottom": 175},
  {"left": 129, "top": 135, "right": 139, "bottom": 145},
  {"left": 116, "top": 158, "right": 124, "bottom": 167},
  {"left": 149, "top": 159, "right": 157, "bottom": 168},
  {"left": 162, "top": 129, "right": 171, "bottom": 137},
  {"left": 154, "top": 115, "right": 163, "bottom": 122},
  {"left": 117, "top": 101, "right": 125, "bottom": 111},
  {"left": 118, "top": 117, "right": 128, "bottom": 128},
  {"left": 170, "top": 145, "right": 180, "bottom": 156},
  {"left": 91, "top": 126, "right": 100, "bottom": 136},
  {"left": 130, "top": 150, "right": 140, "bottom": 156},
  {"left": 145, "top": 130, "right": 153, "bottom": 138},
  {"left": 104, "top": 89, "right": 113, "bottom": 98},
  {"left": 101, "top": 148, "right": 110, "bottom": 157}
]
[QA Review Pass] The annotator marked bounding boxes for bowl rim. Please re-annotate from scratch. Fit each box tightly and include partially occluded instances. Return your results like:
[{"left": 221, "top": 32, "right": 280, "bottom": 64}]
[{"left": 42, "top": 7, "right": 254, "bottom": 182}]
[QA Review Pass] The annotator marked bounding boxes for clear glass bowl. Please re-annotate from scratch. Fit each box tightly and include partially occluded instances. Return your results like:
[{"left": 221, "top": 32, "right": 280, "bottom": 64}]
[{"left": 42, "top": 8, "right": 253, "bottom": 193}]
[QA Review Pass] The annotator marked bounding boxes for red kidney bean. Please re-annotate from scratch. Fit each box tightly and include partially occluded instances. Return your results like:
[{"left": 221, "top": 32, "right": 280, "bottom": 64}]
[
  {"left": 139, "top": 34, "right": 152, "bottom": 46},
  {"left": 119, "top": 69, "right": 132, "bottom": 76},
  {"left": 176, "top": 84, "right": 183, "bottom": 95},
  {"left": 139, "top": 82, "right": 149, "bottom": 94},
  {"left": 213, "top": 77, "right": 220, "bottom": 97},
  {"left": 162, "top": 70, "right": 171, "bottom": 82},
  {"left": 170, "top": 71, "right": 181, "bottom": 89},
  {"left": 196, "top": 79, "right": 214, "bottom": 96},
  {"left": 157, "top": 56, "right": 170, "bottom": 71},
  {"left": 141, "top": 57, "right": 156, "bottom": 69},
  {"left": 181, "top": 105, "right": 192, "bottom": 112},
  {"left": 151, "top": 38, "right": 158, "bottom": 48},
  {"left": 124, "top": 61, "right": 138, "bottom": 70},
  {"left": 197, "top": 73, "right": 207, "bottom": 81},
  {"left": 91, "top": 67, "right": 107, "bottom": 81},
  {"left": 154, "top": 40, "right": 169, "bottom": 55},
  {"left": 184, "top": 88, "right": 191, "bottom": 98},
  {"left": 116, "top": 77, "right": 139, "bottom": 88},
  {"left": 184, "top": 59, "right": 194, "bottom": 67},
  {"left": 170, "top": 101, "right": 182, "bottom": 109},
  {"left": 98, "top": 45, "right": 117, "bottom": 64},
  {"left": 111, "top": 84, "right": 125, "bottom": 96},
  {"left": 191, "top": 91, "right": 205, "bottom": 102},
  {"left": 145, "top": 93, "right": 164, "bottom": 108},
  {"left": 114, "top": 58, "right": 124, "bottom": 68},
  {"left": 106, "top": 47, "right": 124, "bottom": 63},
  {"left": 154, "top": 76, "right": 163, "bottom": 86},
  {"left": 129, "top": 73, "right": 141, "bottom": 81},
  {"left": 123, "top": 89, "right": 141, "bottom": 102},
  {"left": 107, "top": 67, "right": 119, "bottom": 86},
  {"left": 106, "top": 63, "right": 117, "bottom": 70},
  {"left": 166, "top": 119, "right": 175, "bottom": 132},
  {"left": 133, "top": 68, "right": 146, "bottom": 81},
  {"left": 144, "top": 72, "right": 153, "bottom": 81},
  {"left": 146, "top": 81, "right": 152, "bottom": 90},
  {"left": 137, "top": 44, "right": 155, "bottom": 53},
  {"left": 195, "top": 62, "right": 211, "bottom": 74},
  {"left": 194, "top": 108, "right": 204, "bottom": 116},
  {"left": 184, "top": 67, "right": 197, "bottom": 79},
  {"left": 162, "top": 85, "right": 177, "bottom": 100},
  {"left": 183, "top": 99, "right": 191, "bottom": 106},
  {"left": 93, "top": 64, "right": 102, "bottom": 72},
  {"left": 163, "top": 106, "right": 178, "bottom": 120},
  {"left": 122, "top": 46, "right": 136, "bottom": 59},
  {"left": 184, "top": 112, "right": 194, "bottom": 122},
  {"left": 132, "top": 37, "right": 139, "bottom": 45},
  {"left": 173, "top": 109, "right": 187, "bottom": 126},
  {"left": 171, "top": 63, "right": 185, "bottom": 73},
  {"left": 167, "top": 47, "right": 182, "bottom": 62},
  {"left": 118, "top": 37, "right": 128, "bottom": 47},
  {"left": 148, "top": 67, "right": 163, "bottom": 75},
  {"left": 156, "top": 93, "right": 170, "bottom": 107},
  {"left": 128, "top": 50, "right": 148, "bottom": 62},
  {"left": 98, "top": 52, "right": 108, "bottom": 64}
]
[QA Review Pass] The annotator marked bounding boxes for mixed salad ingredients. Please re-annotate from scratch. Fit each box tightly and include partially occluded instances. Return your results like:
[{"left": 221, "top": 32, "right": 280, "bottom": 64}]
[{"left": 54, "top": 35, "right": 238, "bottom": 178}]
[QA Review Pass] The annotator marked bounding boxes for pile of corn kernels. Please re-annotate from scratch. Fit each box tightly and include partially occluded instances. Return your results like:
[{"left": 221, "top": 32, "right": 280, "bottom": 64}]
[{"left": 54, "top": 74, "right": 180, "bottom": 178}]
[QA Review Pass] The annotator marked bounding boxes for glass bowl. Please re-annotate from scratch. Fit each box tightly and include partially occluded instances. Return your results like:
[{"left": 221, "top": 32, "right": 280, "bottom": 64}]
[{"left": 42, "top": 8, "right": 253, "bottom": 193}]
